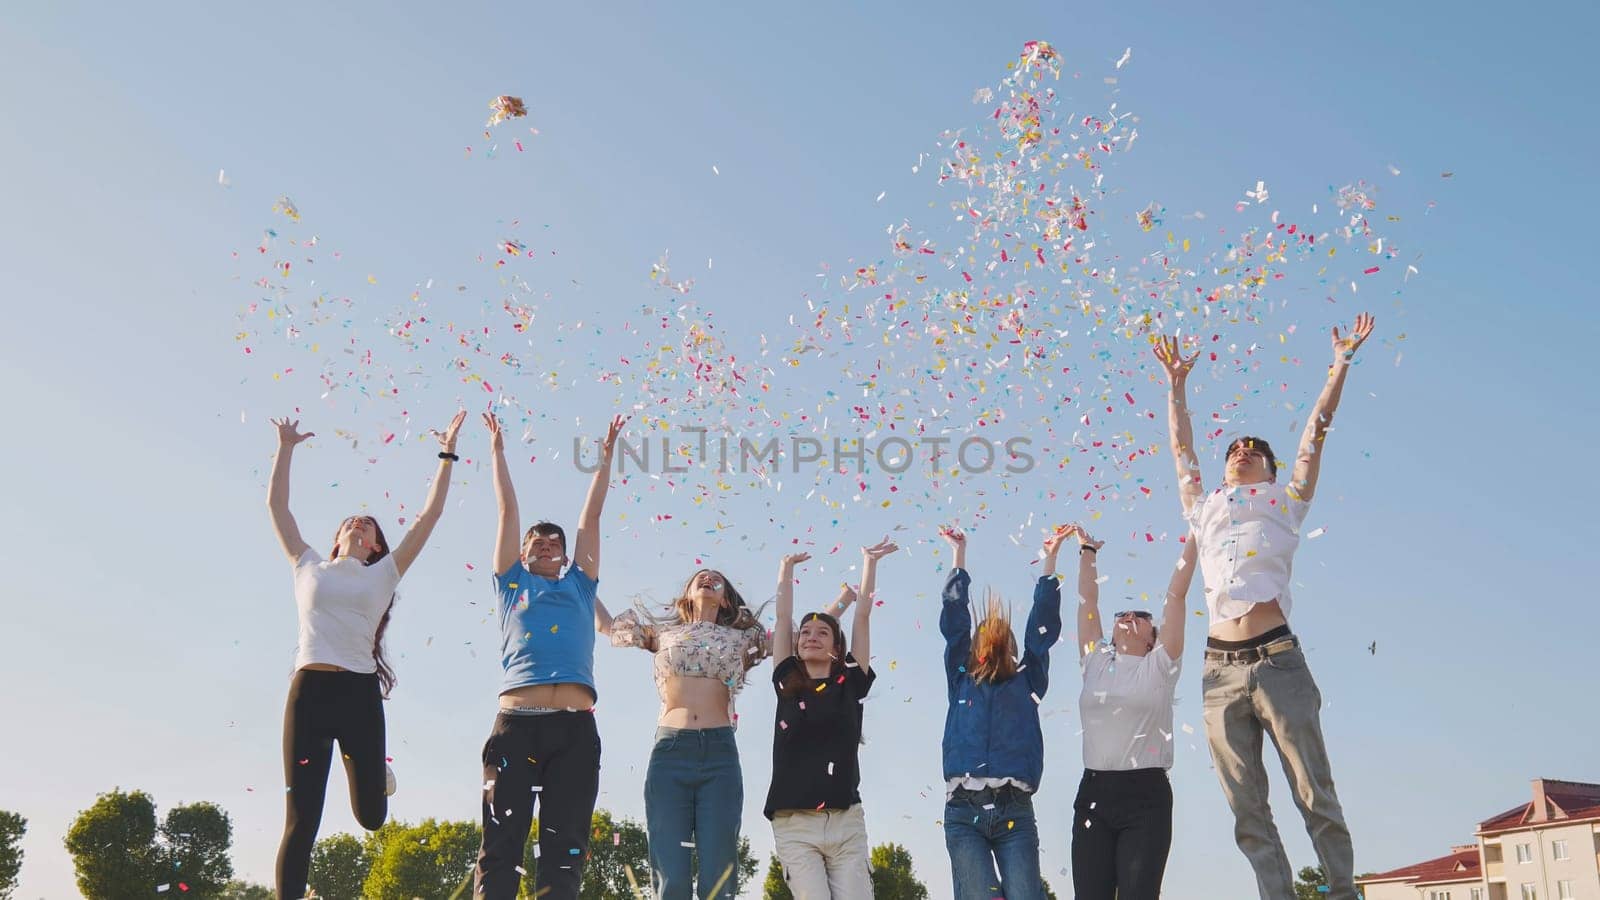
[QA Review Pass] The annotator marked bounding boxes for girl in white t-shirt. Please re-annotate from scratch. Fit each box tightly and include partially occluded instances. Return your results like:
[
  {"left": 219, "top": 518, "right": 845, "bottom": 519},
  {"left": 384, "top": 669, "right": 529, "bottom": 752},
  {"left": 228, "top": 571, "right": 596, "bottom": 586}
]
[
  {"left": 1057, "top": 524, "right": 1197, "bottom": 900},
  {"left": 265, "top": 412, "right": 464, "bottom": 900}
]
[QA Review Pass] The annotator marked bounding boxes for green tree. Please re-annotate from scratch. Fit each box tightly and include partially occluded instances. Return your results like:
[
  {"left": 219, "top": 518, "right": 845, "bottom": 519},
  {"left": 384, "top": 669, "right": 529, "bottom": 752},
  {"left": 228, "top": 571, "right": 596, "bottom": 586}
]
[
  {"left": 64, "top": 791, "right": 238, "bottom": 899},
  {"left": 762, "top": 853, "right": 793, "bottom": 900},
  {"left": 510, "top": 810, "right": 753, "bottom": 899},
  {"left": 565, "top": 809, "right": 651, "bottom": 900},
  {"left": 308, "top": 832, "right": 369, "bottom": 900},
  {"left": 64, "top": 789, "right": 162, "bottom": 898},
  {"left": 362, "top": 818, "right": 480, "bottom": 900},
  {"left": 219, "top": 882, "right": 273, "bottom": 900},
  {"left": 0, "top": 811, "right": 25, "bottom": 900},
  {"left": 688, "top": 835, "right": 757, "bottom": 897},
  {"left": 869, "top": 843, "right": 929, "bottom": 900},
  {"left": 1294, "top": 865, "right": 1327, "bottom": 900},
  {"left": 1043, "top": 877, "right": 1058, "bottom": 900},
  {"left": 158, "top": 801, "right": 234, "bottom": 895}
]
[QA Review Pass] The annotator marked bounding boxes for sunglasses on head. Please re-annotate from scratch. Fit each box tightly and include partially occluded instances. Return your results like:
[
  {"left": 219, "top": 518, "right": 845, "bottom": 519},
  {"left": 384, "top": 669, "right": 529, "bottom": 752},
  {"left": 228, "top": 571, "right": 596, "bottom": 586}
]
[{"left": 1114, "top": 610, "right": 1154, "bottom": 621}]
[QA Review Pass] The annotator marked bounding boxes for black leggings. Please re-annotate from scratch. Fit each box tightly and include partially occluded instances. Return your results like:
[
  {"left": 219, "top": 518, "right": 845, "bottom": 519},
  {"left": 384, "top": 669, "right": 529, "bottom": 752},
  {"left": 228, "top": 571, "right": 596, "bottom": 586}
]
[
  {"left": 474, "top": 710, "right": 602, "bottom": 900},
  {"left": 275, "top": 669, "right": 387, "bottom": 900},
  {"left": 1070, "top": 768, "right": 1173, "bottom": 900}
]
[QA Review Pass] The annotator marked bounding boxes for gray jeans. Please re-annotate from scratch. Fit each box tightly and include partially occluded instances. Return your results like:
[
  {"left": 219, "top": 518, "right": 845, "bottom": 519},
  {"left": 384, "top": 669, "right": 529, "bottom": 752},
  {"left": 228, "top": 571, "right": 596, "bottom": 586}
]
[{"left": 1201, "top": 643, "right": 1355, "bottom": 900}]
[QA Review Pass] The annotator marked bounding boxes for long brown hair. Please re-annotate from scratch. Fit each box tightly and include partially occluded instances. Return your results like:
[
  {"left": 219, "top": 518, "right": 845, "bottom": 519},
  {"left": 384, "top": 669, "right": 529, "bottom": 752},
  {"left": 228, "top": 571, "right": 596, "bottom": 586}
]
[
  {"left": 330, "top": 516, "right": 397, "bottom": 698},
  {"left": 968, "top": 592, "right": 1019, "bottom": 684},
  {"left": 777, "top": 611, "right": 847, "bottom": 699}
]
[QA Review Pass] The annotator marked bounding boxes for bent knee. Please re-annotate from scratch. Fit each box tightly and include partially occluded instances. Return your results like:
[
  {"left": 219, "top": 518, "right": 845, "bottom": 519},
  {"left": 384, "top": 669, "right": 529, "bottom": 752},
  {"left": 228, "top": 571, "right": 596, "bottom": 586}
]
[{"left": 356, "top": 799, "right": 388, "bottom": 832}]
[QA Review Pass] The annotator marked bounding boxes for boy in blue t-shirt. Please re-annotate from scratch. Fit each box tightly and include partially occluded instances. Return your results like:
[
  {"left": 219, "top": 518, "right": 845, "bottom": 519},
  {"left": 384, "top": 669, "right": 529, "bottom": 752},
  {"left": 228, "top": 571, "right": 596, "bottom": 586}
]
[{"left": 472, "top": 412, "right": 627, "bottom": 900}]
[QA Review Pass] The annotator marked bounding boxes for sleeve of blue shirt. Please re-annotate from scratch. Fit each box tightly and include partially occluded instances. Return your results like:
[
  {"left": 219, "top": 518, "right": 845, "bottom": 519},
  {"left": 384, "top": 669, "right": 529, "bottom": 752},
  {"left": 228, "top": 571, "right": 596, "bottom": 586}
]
[
  {"left": 493, "top": 560, "right": 526, "bottom": 614},
  {"left": 1022, "top": 575, "right": 1063, "bottom": 698},
  {"left": 563, "top": 565, "right": 599, "bottom": 605},
  {"left": 940, "top": 568, "right": 973, "bottom": 701}
]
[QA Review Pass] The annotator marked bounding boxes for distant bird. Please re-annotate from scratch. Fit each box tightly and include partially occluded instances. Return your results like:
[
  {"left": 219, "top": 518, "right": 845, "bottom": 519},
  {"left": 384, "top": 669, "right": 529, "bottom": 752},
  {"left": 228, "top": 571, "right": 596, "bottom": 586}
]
[{"left": 1367, "top": 641, "right": 1377, "bottom": 656}]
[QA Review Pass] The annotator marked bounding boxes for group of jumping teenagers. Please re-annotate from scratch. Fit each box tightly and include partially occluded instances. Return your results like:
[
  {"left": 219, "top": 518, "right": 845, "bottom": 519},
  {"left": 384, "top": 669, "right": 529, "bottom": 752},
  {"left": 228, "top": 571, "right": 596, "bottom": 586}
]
[{"left": 266, "top": 313, "right": 1377, "bottom": 900}]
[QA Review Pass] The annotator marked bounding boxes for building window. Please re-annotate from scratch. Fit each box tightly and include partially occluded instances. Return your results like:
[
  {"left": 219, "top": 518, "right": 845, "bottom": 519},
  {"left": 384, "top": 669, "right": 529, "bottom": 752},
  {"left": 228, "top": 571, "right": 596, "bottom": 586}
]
[
  {"left": 1430, "top": 892, "right": 1453, "bottom": 900},
  {"left": 1521, "top": 883, "right": 1538, "bottom": 900},
  {"left": 1551, "top": 839, "right": 1569, "bottom": 860},
  {"left": 1472, "top": 889, "right": 1484, "bottom": 900},
  {"left": 1557, "top": 881, "right": 1573, "bottom": 900},
  {"left": 1516, "top": 843, "right": 1534, "bottom": 863}
]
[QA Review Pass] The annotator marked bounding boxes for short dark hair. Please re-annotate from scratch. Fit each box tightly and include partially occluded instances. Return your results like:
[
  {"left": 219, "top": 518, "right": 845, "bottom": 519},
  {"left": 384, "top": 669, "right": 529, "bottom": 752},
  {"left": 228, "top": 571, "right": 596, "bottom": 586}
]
[
  {"left": 523, "top": 522, "right": 567, "bottom": 554},
  {"left": 1226, "top": 436, "right": 1278, "bottom": 481}
]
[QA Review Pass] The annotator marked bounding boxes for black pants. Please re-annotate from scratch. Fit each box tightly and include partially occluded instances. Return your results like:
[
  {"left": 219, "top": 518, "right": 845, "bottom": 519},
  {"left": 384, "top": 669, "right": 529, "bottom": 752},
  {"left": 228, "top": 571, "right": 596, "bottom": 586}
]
[
  {"left": 275, "top": 669, "right": 387, "bottom": 900},
  {"left": 474, "top": 710, "right": 603, "bottom": 900},
  {"left": 1070, "top": 768, "right": 1173, "bottom": 900}
]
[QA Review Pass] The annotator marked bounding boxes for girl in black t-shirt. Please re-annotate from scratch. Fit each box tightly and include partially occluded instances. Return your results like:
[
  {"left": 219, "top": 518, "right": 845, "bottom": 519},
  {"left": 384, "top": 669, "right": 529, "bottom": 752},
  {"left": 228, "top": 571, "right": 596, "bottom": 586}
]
[{"left": 764, "top": 539, "right": 898, "bottom": 900}]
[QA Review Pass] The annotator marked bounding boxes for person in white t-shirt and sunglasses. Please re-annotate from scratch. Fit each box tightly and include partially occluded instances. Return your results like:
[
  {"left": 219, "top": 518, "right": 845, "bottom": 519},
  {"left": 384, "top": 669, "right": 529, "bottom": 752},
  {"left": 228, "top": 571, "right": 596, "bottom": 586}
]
[
  {"left": 1154, "top": 312, "right": 1374, "bottom": 900},
  {"left": 1054, "top": 523, "right": 1197, "bottom": 900}
]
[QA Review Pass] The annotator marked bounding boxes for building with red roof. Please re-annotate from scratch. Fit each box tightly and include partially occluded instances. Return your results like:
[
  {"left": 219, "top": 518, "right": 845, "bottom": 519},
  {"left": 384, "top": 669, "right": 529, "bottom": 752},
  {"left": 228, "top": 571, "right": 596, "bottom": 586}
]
[{"left": 1356, "top": 778, "right": 1600, "bottom": 900}]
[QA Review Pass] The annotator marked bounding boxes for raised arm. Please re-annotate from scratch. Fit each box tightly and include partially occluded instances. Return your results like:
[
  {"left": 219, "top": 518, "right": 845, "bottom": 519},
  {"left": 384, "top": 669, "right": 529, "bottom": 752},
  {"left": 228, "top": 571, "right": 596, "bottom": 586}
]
[
  {"left": 1289, "top": 313, "right": 1375, "bottom": 502},
  {"left": 1154, "top": 336, "right": 1205, "bottom": 515},
  {"left": 940, "top": 525, "right": 967, "bottom": 572},
  {"left": 390, "top": 410, "right": 467, "bottom": 577},
  {"left": 266, "top": 418, "right": 314, "bottom": 563},
  {"left": 1159, "top": 537, "right": 1199, "bottom": 660},
  {"left": 572, "top": 415, "right": 627, "bottom": 583},
  {"left": 483, "top": 413, "right": 521, "bottom": 576},
  {"left": 1022, "top": 544, "right": 1065, "bottom": 698},
  {"left": 773, "top": 551, "right": 812, "bottom": 661},
  {"left": 821, "top": 582, "right": 858, "bottom": 620},
  {"left": 938, "top": 527, "right": 972, "bottom": 695},
  {"left": 852, "top": 538, "right": 899, "bottom": 676},
  {"left": 1072, "top": 527, "right": 1107, "bottom": 659}
]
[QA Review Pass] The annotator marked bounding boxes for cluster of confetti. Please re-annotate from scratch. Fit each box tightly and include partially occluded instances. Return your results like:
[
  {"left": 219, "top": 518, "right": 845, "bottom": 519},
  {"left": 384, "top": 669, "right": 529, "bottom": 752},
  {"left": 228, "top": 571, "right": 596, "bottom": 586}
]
[{"left": 231, "top": 40, "right": 1434, "bottom": 566}]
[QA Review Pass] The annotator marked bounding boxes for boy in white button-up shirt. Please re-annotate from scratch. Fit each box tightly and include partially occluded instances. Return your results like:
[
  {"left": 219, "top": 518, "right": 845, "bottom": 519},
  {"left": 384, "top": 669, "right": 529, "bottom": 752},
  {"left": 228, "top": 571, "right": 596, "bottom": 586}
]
[{"left": 1155, "top": 312, "right": 1375, "bottom": 900}]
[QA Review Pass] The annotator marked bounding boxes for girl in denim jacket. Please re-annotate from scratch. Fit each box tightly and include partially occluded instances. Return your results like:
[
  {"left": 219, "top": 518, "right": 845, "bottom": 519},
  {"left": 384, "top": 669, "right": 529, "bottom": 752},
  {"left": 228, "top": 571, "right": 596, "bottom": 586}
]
[{"left": 936, "top": 527, "right": 1062, "bottom": 900}]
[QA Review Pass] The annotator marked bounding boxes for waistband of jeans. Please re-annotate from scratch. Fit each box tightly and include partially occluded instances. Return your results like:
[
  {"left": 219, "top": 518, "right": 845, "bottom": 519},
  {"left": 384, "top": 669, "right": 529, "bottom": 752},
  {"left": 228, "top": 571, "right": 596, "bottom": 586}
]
[
  {"left": 655, "top": 725, "right": 736, "bottom": 741},
  {"left": 1081, "top": 767, "right": 1169, "bottom": 781},
  {"left": 1203, "top": 634, "right": 1298, "bottom": 663},
  {"left": 950, "top": 783, "right": 1033, "bottom": 802}
]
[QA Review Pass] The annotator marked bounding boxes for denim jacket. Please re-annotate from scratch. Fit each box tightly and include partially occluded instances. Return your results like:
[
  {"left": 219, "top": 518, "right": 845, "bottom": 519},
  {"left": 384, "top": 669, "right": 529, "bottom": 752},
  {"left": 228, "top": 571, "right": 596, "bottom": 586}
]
[{"left": 940, "top": 568, "right": 1062, "bottom": 789}]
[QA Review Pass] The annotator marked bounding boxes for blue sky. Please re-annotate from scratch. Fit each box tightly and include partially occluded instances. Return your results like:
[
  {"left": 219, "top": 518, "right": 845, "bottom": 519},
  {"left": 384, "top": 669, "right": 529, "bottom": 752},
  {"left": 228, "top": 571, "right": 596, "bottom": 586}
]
[{"left": 2, "top": 1, "right": 1597, "bottom": 897}]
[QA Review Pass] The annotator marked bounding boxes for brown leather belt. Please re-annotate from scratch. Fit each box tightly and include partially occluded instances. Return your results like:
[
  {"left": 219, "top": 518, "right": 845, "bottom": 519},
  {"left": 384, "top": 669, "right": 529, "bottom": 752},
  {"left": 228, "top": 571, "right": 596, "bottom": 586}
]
[{"left": 1203, "top": 635, "right": 1299, "bottom": 664}]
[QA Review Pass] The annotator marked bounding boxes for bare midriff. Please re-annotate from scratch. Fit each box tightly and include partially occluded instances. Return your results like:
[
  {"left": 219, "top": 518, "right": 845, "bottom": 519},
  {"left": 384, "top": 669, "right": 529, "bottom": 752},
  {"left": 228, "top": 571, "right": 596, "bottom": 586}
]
[
  {"left": 656, "top": 676, "right": 733, "bottom": 729},
  {"left": 499, "top": 683, "right": 596, "bottom": 711},
  {"left": 1208, "top": 598, "right": 1289, "bottom": 643},
  {"left": 299, "top": 663, "right": 347, "bottom": 672}
]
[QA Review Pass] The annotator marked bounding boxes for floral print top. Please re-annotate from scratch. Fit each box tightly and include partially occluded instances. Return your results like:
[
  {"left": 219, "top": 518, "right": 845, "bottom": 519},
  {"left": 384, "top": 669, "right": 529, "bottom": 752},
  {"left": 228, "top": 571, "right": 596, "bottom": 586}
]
[{"left": 611, "top": 610, "right": 771, "bottom": 725}]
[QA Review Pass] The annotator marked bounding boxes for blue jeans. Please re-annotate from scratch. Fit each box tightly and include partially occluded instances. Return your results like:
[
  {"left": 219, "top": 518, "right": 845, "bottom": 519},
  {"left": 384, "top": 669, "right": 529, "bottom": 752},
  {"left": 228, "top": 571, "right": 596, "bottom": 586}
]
[
  {"left": 645, "top": 727, "right": 744, "bottom": 900},
  {"left": 943, "top": 786, "right": 1045, "bottom": 900}
]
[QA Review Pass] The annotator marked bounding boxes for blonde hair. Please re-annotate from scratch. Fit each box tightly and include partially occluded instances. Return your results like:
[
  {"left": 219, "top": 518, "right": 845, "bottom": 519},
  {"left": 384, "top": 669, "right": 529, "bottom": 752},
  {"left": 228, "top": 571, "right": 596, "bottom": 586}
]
[{"left": 968, "top": 590, "right": 1019, "bottom": 684}]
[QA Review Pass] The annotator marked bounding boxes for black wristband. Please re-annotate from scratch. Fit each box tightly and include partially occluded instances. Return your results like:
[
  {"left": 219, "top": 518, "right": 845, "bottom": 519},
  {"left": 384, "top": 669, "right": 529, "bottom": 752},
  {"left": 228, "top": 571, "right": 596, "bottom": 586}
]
[
  {"left": 1079, "top": 545, "right": 1098, "bottom": 554},
  {"left": 438, "top": 451, "right": 459, "bottom": 462}
]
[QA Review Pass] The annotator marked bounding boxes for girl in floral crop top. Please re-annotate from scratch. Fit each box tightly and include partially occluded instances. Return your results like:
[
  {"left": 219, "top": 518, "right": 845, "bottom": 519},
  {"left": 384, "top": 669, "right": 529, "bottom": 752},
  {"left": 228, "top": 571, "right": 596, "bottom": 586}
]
[{"left": 610, "top": 568, "right": 770, "bottom": 900}]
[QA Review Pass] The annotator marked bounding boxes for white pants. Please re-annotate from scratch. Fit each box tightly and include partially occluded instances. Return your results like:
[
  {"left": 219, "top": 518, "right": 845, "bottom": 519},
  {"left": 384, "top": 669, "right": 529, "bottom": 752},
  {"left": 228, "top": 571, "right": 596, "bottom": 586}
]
[{"left": 772, "top": 804, "right": 872, "bottom": 900}]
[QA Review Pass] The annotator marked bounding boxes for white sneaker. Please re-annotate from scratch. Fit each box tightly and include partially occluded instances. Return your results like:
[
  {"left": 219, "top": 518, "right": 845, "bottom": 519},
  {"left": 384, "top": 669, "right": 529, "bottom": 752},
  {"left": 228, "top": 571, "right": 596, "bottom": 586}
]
[{"left": 385, "top": 763, "right": 397, "bottom": 797}]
